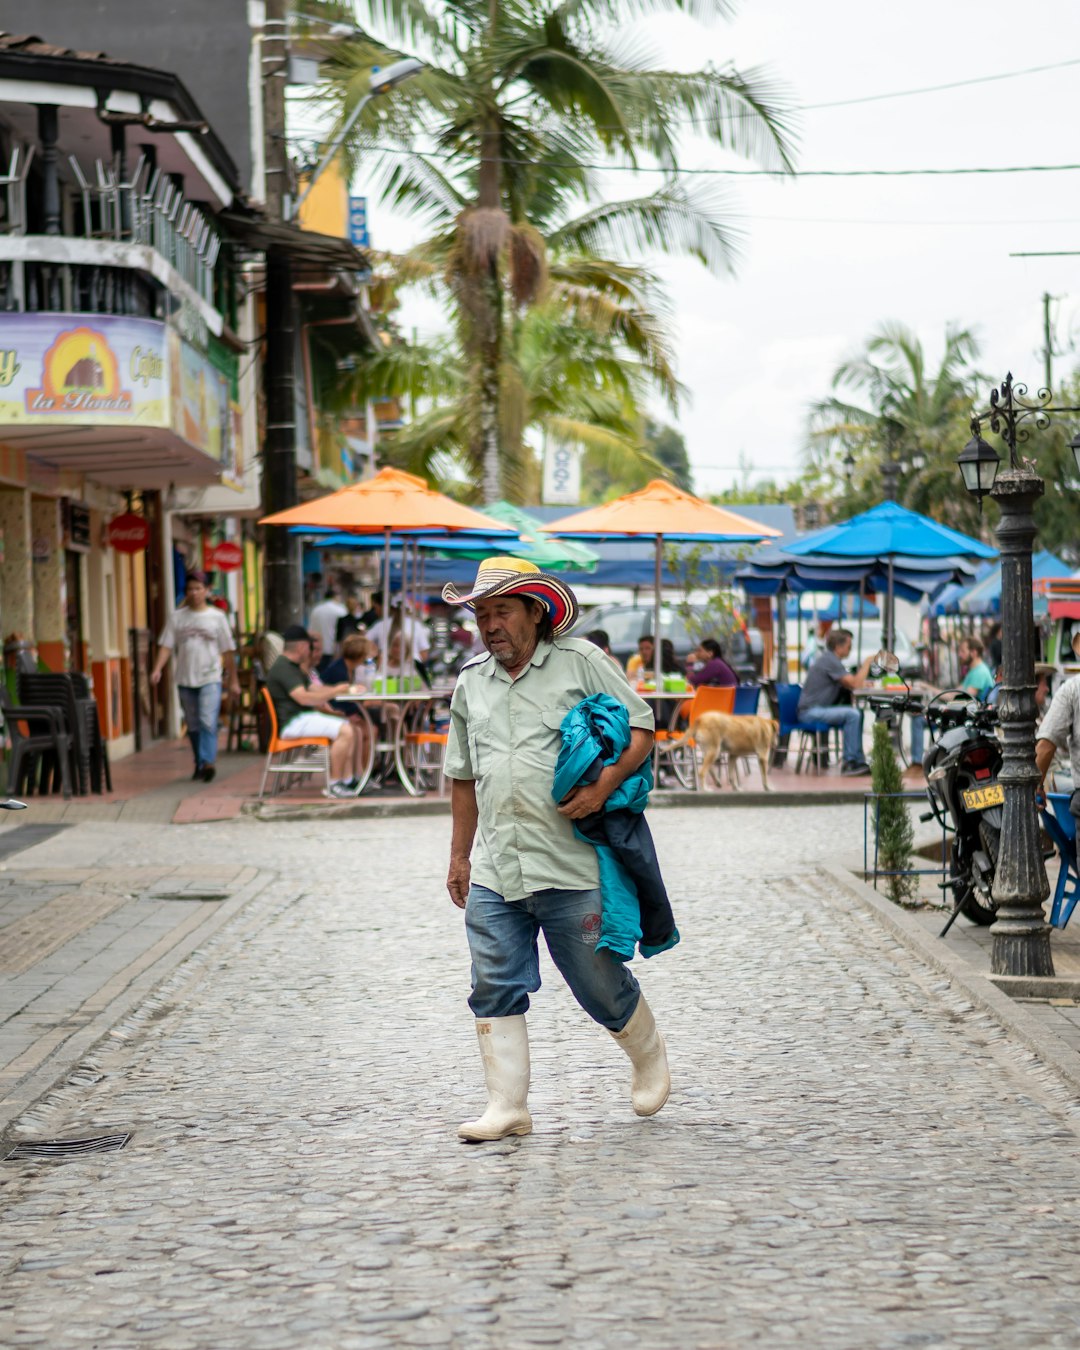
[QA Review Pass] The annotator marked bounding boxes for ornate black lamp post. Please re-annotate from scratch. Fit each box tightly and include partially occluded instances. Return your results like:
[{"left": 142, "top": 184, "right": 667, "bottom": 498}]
[{"left": 958, "top": 374, "right": 1080, "bottom": 977}]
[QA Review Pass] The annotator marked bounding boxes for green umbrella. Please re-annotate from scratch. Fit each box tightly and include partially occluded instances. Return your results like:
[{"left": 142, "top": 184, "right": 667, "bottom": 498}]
[{"left": 433, "top": 501, "right": 599, "bottom": 572}]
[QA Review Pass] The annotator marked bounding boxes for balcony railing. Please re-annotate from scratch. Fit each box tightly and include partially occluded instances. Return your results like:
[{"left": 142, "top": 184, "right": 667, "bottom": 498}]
[
  {"left": 1, "top": 146, "right": 221, "bottom": 307},
  {"left": 0, "top": 258, "right": 158, "bottom": 316}
]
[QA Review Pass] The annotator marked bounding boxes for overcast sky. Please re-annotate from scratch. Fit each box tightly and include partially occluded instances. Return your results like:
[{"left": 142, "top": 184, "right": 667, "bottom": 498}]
[{"left": 357, "top": 0, "right": 1080, "bottom": 497}]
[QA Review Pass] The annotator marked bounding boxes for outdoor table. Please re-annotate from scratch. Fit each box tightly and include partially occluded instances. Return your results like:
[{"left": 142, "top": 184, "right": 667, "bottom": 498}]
[
  {"left": 635, "top": 689, "right": 695, "bottom": 787},
  {"left": 336, "top": 685, "right": 453, "bottom": 796}
]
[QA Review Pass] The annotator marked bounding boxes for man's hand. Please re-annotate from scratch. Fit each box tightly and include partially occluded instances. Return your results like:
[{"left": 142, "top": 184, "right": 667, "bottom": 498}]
[
  {"left": 149, "top": 668, "right": 162, "bottom": 687},
  {"left": 557, "top": 781, "right": 609, "bottom": 820},
  {"left": 229, "top": 679, "right": 241, "bottom": 701},
  {"left": 447, "top": 855, "right": 471, "bottom": 909}
]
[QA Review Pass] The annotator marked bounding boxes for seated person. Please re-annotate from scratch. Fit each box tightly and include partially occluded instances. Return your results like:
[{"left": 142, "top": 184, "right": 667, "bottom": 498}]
[
  {"left": 958, "top": 636, "right": 994, "bottom": 701},
  {"left": 797, "top": 627, "right": 875, "bottom": 775},
  {"left": 306, "top": 630, "right": 335, "bottom": 682},
  {"left": 626, "top": 634, "right": 654, "bottom": 680},
  {"left": 687, "top": 638, "right": 738, "bottom": 688},
  {"left": 265, "top": 625, "right": 361, "bottom": 799},
  {"left": 583, "top": 628, "right": 626, "bottom": 675},
  {"left": 321, "top": 633, "right": 374, "bottom": 696},
  {"left": 322, "top": 633, "right": 376, "bottom": 778}
]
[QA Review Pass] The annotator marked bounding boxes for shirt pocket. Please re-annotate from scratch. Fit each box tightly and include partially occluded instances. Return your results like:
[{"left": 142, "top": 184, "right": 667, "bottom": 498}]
[
  {"left": 467, "top": 716, "right": 491, "bottom": 778},
  {"left": 538, "top": 708, "right": 571, "bottom": 766}
]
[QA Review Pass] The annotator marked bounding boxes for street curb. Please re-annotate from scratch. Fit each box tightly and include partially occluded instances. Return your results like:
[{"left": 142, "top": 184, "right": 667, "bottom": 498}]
[
  {"left": 242, "top": 788, "right": 866, "bottom": 823},
  {"left": 0, "top": 870, "right": 276, "bottom": 1138},
  {"left": 824, "top": 860, "right": 1080, "bottom": 1099}
]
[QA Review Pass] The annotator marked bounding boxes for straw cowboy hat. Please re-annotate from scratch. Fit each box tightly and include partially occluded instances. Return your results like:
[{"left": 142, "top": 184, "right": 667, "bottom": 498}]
[{"left": 442, "top": 557, "right": 579, "bottom": 637}]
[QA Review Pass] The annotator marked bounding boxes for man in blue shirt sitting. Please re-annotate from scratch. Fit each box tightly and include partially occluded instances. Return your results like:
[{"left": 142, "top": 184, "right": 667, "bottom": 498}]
[{"left": 798, "top": 628, "right": 875, "bottom": 775}]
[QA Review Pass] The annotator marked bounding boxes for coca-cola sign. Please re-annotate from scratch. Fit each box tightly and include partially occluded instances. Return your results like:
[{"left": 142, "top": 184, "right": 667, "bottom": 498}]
[
  {"left": 208, "top": 540, "right": 243, "bottom": 572},
  {"left": 107, "top": 512, "right": 151, "bottom": 554}
]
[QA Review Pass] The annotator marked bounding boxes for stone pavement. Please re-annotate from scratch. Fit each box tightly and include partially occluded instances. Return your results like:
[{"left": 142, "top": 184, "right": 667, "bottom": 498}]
[
  {"left": 3, "top": 806, "right": 1080, "bottom": 1346},
  {"left": 13, "top": 730, "right": 872, "bottom": 829}
]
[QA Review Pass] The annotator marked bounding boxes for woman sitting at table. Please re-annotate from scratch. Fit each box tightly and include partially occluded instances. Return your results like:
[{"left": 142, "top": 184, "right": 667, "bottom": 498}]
[
  {"left": 319, "top": 633, "right": 375, "bottom": 779},
  {"left": 687, "top": 638, "right": 738, "bottom": 688}
]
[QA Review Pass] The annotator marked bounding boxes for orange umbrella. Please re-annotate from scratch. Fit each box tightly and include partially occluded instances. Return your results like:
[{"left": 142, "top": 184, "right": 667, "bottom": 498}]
[
  {"left": 261, "top": 467, "right": 515, "bottom": 684},
  {"left": 259, "top": 466, "right": 513, "bottom": 534},
  {"left": 544, "top": 479, "right": 781, "bottom": 688}
]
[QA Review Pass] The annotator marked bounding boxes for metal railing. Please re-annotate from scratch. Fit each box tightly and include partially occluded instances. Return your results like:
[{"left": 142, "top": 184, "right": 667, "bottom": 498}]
[{"left": 67, "top": 153, "right": 221, "bottom": 304}]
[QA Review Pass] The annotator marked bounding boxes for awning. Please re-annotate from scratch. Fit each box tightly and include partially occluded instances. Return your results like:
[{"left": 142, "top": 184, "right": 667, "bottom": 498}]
[{"left": 218, "top": 213, "right": 368, "bottom": 271}]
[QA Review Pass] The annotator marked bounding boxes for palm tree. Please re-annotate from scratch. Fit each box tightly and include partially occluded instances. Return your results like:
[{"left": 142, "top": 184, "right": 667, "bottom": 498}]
[
  {"left": 347, "top": 293, "right": 667, "bottom": 501},
  {"left": 315, "top": 0, "right": 796, "bottom": 499},
  {"left": 806, "top": 322, "right": 987, "bottom": 531}
]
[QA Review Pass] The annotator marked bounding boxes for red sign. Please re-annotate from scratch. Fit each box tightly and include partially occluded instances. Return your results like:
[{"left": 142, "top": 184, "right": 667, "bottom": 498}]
[
  {"left": 107, "top": 512, "right": 151, "bottom": 554},
  {"left": 208, "top": 540, "right": 244, "bottom": 572}
]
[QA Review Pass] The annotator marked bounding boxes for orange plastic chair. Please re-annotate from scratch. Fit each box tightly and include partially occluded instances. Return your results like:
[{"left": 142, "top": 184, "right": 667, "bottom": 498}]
[
  {"left": 402, "top": 729, "right": 450, "bottom": 796},
  {"left": 258, "top": 687, "right": 332, "bottom": 798}
]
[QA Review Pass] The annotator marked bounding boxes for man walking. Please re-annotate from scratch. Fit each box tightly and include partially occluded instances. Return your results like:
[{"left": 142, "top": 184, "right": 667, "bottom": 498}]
[
  {"left": 443, "top": 557, "right": 671, "bottom": 1143},
  {"left": 150, "top": 571, "right": 239, "bottom": 782}
]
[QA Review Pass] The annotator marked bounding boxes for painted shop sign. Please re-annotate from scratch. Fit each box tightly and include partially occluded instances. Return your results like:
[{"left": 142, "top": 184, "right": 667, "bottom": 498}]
[
  {"left": 0, "top": 317, "right": 242, "bottom": 478},
  {"left": 0, "top": 314, "right": 168, "bottom": 427}
]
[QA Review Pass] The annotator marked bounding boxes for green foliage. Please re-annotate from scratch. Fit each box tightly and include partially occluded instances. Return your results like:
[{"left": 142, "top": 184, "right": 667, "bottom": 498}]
[
  {"left": 663, "top": 541, "right": 739, "bottom": 646},
  {"left": 870, "top": 721, "right": 918, "bottom": 906},
  {"left": 317, "top": 0, "right": 797, "bottom": 499},
  {"left": 645, "top": 420, "right": 692, "bottom": 492},
  {"left": 804, "top": 322, "right": 993, "bottom": 538}
]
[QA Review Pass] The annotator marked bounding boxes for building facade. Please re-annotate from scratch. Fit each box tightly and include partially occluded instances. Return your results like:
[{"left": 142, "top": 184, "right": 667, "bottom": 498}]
[{"left": 0, "top": 33, "right": 260, "bottom": 757}]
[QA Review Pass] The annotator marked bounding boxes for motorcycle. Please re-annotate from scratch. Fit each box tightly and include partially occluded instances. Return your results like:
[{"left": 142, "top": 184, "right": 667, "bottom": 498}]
[{"left": 865, "top": 654, "right": 1002, "bottom": 936}]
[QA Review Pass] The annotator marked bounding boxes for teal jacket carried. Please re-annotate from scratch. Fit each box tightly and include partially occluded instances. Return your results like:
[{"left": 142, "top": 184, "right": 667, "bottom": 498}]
[{"left": 552, "top": 694, "right": 680, "bottom": 961}]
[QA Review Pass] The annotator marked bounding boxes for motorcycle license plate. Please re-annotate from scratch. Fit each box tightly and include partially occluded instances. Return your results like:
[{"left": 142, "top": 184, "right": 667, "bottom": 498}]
[{"left": 961, "top": 783, "right": 1004, "bottom": 811}]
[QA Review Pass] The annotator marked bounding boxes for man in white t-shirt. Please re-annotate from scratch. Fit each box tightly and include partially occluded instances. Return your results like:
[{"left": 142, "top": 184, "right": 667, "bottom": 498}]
[
  {"left": 367, "top": 603, "right": 431, "bottom": 665},
  {"left": 150, "top": 572, "right": 239, "bottom": 783},
  {"left": 309, "top": 586, "right": 348, "bottom": 655}
]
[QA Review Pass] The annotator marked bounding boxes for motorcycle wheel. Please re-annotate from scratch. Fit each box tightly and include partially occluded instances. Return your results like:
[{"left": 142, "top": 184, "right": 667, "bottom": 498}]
[{"left": 952, "top": 833, "right": 997, "bottom": 927}]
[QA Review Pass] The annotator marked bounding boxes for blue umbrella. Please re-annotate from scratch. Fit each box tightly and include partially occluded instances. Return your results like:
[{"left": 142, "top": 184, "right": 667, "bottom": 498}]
[
  {"left": 781, "top": 502, "right": 995, "bottom": 649},
  {"left": 784, "top": 501, "right": 998, "bottom": 561},
  {"left": 958, "top": 550, "right": 1073, "bottom": 616}
]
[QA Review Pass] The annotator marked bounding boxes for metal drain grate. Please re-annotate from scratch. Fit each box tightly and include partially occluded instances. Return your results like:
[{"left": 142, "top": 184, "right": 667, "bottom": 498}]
[{"left": 4, "top": 1132, "right": 131, "bottom": 1161}]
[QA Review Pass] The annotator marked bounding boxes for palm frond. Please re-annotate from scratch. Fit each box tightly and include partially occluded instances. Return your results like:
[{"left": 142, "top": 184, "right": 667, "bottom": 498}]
[{"left": 550, "top": 181, "right": 743, "bottom": 272}]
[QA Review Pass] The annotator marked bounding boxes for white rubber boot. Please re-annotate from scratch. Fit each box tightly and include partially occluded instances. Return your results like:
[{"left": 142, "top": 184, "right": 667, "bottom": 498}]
[
  {"left": 609, "top": 995, "right": 670, "bottom": 1117},
  {"left": 458, "top": 1015, "right": 533, "bottom": 1142}
]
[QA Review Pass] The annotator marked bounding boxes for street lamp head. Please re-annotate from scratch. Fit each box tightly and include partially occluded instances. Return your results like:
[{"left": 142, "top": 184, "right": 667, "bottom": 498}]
[
  {"left": 369, "top": 58, "right": 425, "bottom": 94},
  {"left": 957, "top": 426, "right": 1001, "bottom": 500},
  {"left": 842, "top": 449, "right": 856, "bottom": 483},
  {"left": 1069, "top": 430, "right": 1080, "bottom": 481}
]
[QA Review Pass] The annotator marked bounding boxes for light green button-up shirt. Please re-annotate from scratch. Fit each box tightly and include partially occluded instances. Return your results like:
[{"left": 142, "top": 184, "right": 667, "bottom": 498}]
[{"left": 444, "top": 636, "right": 655, "bottom": 902}]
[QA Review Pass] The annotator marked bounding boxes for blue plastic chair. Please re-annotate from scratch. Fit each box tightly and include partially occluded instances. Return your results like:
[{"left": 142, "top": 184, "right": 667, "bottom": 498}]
[
  {"left": 1040, "top": 792, "right": 1080, "bottom": 929},
  {"left": 775, "top": 683, "right": 834, "bottom": 774},
  {"left": 733, "top": 684, "right": 760, "bottom": 716}
]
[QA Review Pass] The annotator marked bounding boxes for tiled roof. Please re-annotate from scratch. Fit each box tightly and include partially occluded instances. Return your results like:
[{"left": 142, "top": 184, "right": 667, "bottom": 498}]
[{"left": 0, "top": 32, "right": 131, "bottom": 66}]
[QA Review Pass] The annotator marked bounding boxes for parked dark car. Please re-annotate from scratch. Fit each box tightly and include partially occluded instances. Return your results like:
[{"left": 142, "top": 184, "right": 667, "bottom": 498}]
[{"left": 574, "top": 602, "right": 762, "bottom": 680}]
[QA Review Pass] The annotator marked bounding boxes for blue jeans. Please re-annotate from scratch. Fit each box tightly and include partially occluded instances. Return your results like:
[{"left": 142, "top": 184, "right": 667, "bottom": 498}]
[
  {"left": 465, "top": 884, "right": 641, "bottom": 1031},
  {"left": 177, "top": 682, "right": 222, "bottom": 769},
  {"left": 910, "top": 715, "right": 926, "bottom": 763},
  {"left": 800, "top": 704, "right": 864, "bottom": 764}
]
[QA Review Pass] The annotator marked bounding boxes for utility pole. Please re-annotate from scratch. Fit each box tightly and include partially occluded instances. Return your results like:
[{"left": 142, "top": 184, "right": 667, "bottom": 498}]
[
  {"left": 1042, "top": 291, "right": 1055, "bottom": 393},
  {"left": 261, "top": 0, "right": 303, "bottom": 629}
]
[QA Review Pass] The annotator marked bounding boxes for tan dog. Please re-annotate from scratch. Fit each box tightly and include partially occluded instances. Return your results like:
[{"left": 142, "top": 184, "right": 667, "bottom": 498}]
[{"left": 691, "top": 712, "right": 779, "bottom": 791}]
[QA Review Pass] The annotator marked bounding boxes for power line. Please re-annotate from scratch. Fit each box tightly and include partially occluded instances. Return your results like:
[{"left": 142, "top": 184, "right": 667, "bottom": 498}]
[
  {"left": 800, "top": 56, "right": 1080, "bottom": 112},
  {"left": 386, "top": 144, "right": 1080, "bottom": 178},
  {"left": 294, "top": 135, "right": 1080, "bottom": 179}
]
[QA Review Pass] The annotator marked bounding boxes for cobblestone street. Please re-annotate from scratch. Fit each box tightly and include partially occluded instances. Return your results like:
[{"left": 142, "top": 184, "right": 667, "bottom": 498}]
[{"left": 4, "top": 804, "right": 1080, "bottom": 1347}]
